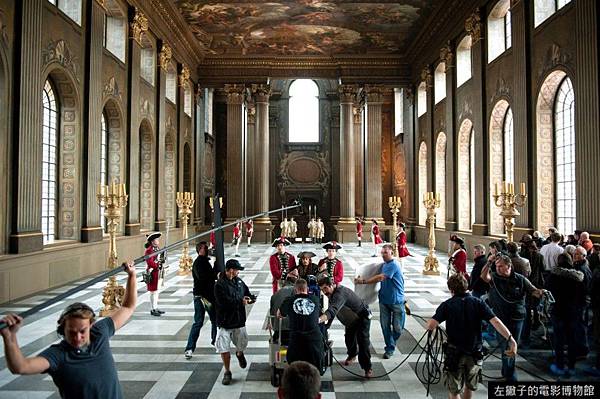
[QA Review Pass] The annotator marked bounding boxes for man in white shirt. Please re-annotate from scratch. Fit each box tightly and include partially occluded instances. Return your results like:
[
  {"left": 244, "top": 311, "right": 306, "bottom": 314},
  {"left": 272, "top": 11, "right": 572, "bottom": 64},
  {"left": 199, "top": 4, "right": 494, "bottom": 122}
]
[{"left": 539, "top": 232, "right": 564, "bottom": 280}]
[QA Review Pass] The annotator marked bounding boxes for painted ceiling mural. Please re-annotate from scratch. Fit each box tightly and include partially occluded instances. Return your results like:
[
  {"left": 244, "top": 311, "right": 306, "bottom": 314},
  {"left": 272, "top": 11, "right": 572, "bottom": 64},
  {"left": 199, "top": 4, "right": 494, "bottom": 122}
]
[{"left": 175, "top": 1, "right": 435, "bottom": 56}]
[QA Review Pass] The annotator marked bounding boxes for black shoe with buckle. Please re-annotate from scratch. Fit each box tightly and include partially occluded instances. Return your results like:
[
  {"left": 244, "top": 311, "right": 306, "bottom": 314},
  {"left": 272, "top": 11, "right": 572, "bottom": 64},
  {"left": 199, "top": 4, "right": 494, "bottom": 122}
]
[
  {"left": 157, "top": 309, "right": 165, "bottom": 314},
  {"left": 236, "top": 352, "right": 247, "bottom": 369},
  {"left": 222, "top": 371, "right": 232, "bottom": 385},
  {"left": 150, "top": 309, "right": 161, "bottom": 317}
]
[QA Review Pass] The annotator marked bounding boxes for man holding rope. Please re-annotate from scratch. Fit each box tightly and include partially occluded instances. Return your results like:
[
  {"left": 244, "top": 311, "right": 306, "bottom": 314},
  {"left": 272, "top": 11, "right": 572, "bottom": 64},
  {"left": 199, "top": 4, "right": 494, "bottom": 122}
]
[{"left": 0, "top": 260, "right": 136, "bottom": 399}]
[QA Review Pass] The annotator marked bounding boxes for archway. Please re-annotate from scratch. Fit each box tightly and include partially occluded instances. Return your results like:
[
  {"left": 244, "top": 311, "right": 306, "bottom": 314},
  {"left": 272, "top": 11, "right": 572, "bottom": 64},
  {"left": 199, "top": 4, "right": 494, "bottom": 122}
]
[
  {"left": 103, "top": 99, "right": 125, "bottom": 234},
  {"left": 457, "top": 119, "right": 473, "bottom": 231},
  {"left": 418, "top": 141, "right": 428, "bottom": 226},
  {"left": 435, "top": 132, "right": 446, "bottom": 228},
  {"left": 165, "top": 132, "right": 176, "bottom": 227},
  {"left": 488, "top": 100, "right": 510, "bottom": 235}
]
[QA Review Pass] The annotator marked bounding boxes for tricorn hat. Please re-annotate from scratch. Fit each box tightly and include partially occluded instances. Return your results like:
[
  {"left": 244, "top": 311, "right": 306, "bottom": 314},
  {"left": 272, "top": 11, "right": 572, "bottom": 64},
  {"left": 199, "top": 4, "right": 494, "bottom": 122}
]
[
  {"left": 225, "top": 259, "right": 245, "bottom": 270},
  {"left": 398, "top": 222, "right": 406, "bottom": 228},
  {"left": 297, "top": 251, "right": 317, "bottom": 259},
  {"left": 146, "top": 232, "right": 162, "bottom": 242},
  {"left": 322, "top": 241, "right": 342, "bottom": 250},
  {"left": 272, "top": 236, "right": 291, "bottom": 247},
  {"left": 449, "top": 235, "right": 464, "bottom": 245}
]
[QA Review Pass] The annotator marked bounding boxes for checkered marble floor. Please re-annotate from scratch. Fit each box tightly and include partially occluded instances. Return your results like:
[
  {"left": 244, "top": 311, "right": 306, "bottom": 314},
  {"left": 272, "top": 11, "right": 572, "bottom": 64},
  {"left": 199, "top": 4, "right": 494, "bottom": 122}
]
[{"left": 0, "top": 242, "right": 562, "bottom": 398}]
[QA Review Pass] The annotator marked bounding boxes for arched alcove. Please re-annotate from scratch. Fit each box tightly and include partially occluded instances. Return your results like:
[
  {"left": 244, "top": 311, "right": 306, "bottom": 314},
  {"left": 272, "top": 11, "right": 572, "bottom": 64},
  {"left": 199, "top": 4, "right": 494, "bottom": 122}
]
[
  {"left": 435, "top": 132, "right": 446, "bottom": 228},
  {"left": 418, "top": 141, "right": 428, "bottom": 226},
  {"left": 488, "top": 99, "right": 510, "bottom": 235},
  {"left": 457, "top": 119, "right": 473, "bottom": 231},
  {"left": 139, "top": 119, "right": 154, "bottom": 230},
  {"left": 165, "top": 132, "right": 176, "bottom": 227}
]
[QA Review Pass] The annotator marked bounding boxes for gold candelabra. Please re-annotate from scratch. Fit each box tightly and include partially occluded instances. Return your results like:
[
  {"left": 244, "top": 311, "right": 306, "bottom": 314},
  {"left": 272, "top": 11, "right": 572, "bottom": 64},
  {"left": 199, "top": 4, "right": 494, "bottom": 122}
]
[
  {"left": 97, "top": 181, "right": 128, "bottom": 316},
  {"left": 423, "top": 192, "right": 441, "bottom": 275},
  {"left": 209, "top": 196, "right": 223, "bottom": 212},
  {"left": 493, "top": 181, "right": 527, "bottom": 242},
  {"left": 388, "top": 196, "right": 402, "bottom": 257},
  {"left": 177, "top": 191, "right": 195, "bottom": 275}
]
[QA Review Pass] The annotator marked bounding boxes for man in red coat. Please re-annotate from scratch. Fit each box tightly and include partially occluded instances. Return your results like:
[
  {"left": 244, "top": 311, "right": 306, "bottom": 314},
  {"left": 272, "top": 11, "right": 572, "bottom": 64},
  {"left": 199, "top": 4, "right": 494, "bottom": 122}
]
[
  {"left": 233, "top": 222, "right": 242, "bottom": 257},
  {"left": 371, "top": 220, "right": 383, "bottom": 257},
  {"left": 396, "top": 222, "right": 411, "bottom": 262},
  {"left": 145, "top": 232, "right": 165, "bottom": 316},
  {"left": 269, "top": 237, "right": 297, "bottom": 294},
  {"left": 245, "top": 219, "right": 254, "bottom": 247},
  {"left": 448, "top": 235, "right": 469, "bottom": 280},
  {"left": 356, "top": 217, "right": 364, "bottom": 247},
  {"left": 318, "top": 241, "right": 344, "bottom": 285}
]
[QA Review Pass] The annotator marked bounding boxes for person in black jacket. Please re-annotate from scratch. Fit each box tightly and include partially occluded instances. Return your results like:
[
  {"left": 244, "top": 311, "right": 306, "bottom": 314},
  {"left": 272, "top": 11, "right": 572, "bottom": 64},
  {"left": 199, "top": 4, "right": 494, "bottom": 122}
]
[
  {"left": 214, "top": 259, "right": 253, "bottom": 385},
  {"left": 469, "top": 244, "right": 489, "bottom": 298},
  {"left": 184, "top": 242, "right": 218, "bottom": 359}
]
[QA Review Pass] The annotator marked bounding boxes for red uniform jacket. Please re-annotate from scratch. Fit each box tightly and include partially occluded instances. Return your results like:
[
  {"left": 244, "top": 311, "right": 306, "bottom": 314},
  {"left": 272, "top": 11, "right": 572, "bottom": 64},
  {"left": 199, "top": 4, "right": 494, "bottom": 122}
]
[
  {"left": 450, "top": 248, "right": 469, "bottom": 279},
  {"left": 210, "top": 231, "right": 216, "bottom": 247},
  {"left": 245, "top": 221, "right": 253, "bottom": 238},
  {"left": 372, "top": 225, "right": 383, "bottom": 244},
  {"left": 233, "top": 226, "right": 241, "bottom": 240},
  {"left": 396, "top": 231, "right": 411, "bottom": 258},
  {"left": 269, "top": 252, "right": 297, "bottom": 293},
  {"left": 356, "top": 222, "right": 363, "bottom": 238},
  {"left": 145, "top": 245, "right": 161, "bottom": 292},
  {"left": 317, "top": 257, "right": 344, "bottom": 285}
]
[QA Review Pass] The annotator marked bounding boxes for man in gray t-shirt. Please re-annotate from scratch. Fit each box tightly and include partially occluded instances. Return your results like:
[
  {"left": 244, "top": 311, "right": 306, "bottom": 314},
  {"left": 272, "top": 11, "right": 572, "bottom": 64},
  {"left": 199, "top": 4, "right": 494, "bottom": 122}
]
[{"left": 0, "top": 261, "right": 137, "bottom": 399}]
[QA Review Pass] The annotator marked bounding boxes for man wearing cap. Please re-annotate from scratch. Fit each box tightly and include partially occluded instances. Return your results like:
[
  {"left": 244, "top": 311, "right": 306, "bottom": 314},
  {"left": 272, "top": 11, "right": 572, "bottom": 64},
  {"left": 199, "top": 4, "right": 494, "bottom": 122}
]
[
  {"left": 214, "top": 259, "right": 253, "bottom": 385},
  {"left": 355, "top": 243, "right": 405, "bottom": 358},
  {"left": 318, "top": 242, "right": 344, "bottom": 285},
  {"left": 396, "top": 222, "right": 410, "bottom": 262},
  {"left": 297, "top": 251, "right": 319, "bottom": 279},
  {"left": 145, "top": 232, "right": 166, "bottom": 316},
  {"left": 270, "top": 237, "right": 297, "bottom": 294},
  {"left": 356, "top": 217, "right": 364, "bottom": 247},
  {"left": 449, "top": 236, "right": 469, "bottom": 280}
]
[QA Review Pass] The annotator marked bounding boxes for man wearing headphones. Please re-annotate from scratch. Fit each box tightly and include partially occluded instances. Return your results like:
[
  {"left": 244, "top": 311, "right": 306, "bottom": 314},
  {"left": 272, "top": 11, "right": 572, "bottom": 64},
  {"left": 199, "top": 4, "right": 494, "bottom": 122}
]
[{"left": 0, "top": 261, "right": 136, "bottom": 399}]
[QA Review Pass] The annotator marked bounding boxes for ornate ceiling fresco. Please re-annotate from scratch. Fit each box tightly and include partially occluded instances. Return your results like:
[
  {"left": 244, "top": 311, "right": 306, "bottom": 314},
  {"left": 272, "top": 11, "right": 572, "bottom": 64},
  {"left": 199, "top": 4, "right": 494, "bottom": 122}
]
[{"left": 174, "top": 1, "right": 436, "bottom": 57}]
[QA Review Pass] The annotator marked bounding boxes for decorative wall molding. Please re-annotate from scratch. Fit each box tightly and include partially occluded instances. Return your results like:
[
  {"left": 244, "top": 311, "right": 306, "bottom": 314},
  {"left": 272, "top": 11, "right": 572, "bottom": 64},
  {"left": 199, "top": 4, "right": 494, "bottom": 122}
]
[
  {"left": 536, "top": 43, "right": 573, "bottom": 84},
  {"left": 159, "top": 43, "right": 172, "bottom": 71},
  {"left": 178, "top": 65, "right": 190, "bottom": 87},
  {"left": 465, "top": 9, "right": 482, "bottom": 44},
  {"left": 420, "top": 66, "right": 433, "bottom": 88},
  {"left": 103, "top": 76, "right": 122, "bottom": 100},
  {"left": 42, "top": 39, "right": 79, "bottom": 82},
  {"left": 440, "top": 43, "right": 454, "bottom": 72},
  {"left": 130, "top": 7, "right": 149, "bottom": 45},
  {"left": 489, "top": 77, "right": 511, "bottom": 105}
]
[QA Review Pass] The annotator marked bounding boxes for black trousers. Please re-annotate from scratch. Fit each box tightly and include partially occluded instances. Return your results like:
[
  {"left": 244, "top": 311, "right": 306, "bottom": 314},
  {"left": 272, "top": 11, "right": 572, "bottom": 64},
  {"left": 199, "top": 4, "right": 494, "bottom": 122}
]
[
  {"left": 287, "top": 332, "right": 324, "bottom": 371},
  {"left": 344, "top": 316, "right": 372, "bottom": 371}
]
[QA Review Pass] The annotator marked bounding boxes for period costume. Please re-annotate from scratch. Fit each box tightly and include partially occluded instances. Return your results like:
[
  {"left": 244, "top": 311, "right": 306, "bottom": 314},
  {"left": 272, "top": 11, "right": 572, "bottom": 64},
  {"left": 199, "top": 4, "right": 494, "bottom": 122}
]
[
  {"left": 316, "top": 218, "right": 325, "bottom": 244},
  {"left": 356, "top": 219, "right": 364, "bottom": 247},
  {"left": 448, "top": 235, "right": 469, "bottom": 279},
  {"left": 233, "top": 223, "right": 242, "bottom": 257},
  {"left": 289, "top": 218, "right": 298, "bottom": 239},
  {"left": 308, "top": 218, "right": 317, "bottom": 242},
  {"left": 296, "top": 251, "right": 319, "bottom": 279},
  {"left": 245, "top": 219, "right": 254, "bottom": 247},
  {"left": 280, "top": 218, "right": 290, "bottom": 239},
  {"left": 396, "top": 223, "right": 410, "bottom": 258},
  {"left": 318, "top": 241, "right": 344, "bottom": 285},
  {"left": 269, "top": 237, "right": 297, "bottom": 294},
  {"left": 144, "top": 232, "right": 165, "bottom": 316}
]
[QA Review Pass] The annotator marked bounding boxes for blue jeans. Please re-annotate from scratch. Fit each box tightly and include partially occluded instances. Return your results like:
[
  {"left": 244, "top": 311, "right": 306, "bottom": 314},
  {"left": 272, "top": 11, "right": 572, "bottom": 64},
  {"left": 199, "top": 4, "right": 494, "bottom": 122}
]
[
  {"left": 496, "top": 318, "right": 524, "bottom": 381},
  {"left": 185, "top": 296, "right": 217, "bottom": 352},
  {"left": 379, "top": 303, "right": 406, "bottom": 353}
]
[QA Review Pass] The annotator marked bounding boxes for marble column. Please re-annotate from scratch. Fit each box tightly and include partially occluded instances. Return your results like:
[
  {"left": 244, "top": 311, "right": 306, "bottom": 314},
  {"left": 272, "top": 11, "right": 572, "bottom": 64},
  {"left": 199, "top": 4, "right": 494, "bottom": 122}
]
[
  {"left": 194, "top": 85, "right": 205, "bottom": 225},
  {"left": 124, "top": 7, "right": 146, "bottom": 236},
  {"left": 404, "top": 88, "right": 416, "bottom": 225},
  {"left": 443, "top": 44, "right": 458, "bottom": 232},
  {"left": 253, "top": 84, "right": 272, "bottom": 229},
  {"left": 225, "top": 84, "right": 246, "bottom": 221},
  {"left": 81, "top": 0, "right": 105, "bottom": 243},
  {"left": 153, "top": 42, "right": 170, "bottom": 232},
  {"left": 364, "top": 85, "right": 384, "bottom": 223},
  {"left": 510, "top": 0, "right": 533, "bottom": 236},
  {"left": 353, "top": 102, "right": 364, "bottom": 217},
  {"left": 245, "top": 99, "right": 256, "bottom": 216},
  {"left": 339, "top": 85, "right": 357, "bottom": 221},
  {"left": 466, "top": 10, "right": 488, "bottom": 237},
  {"left": 575, "top": 0, "right": 600, "bottom": 234},
  {"left": 10, "top": 0, "right": 44, "bottom": 253}
]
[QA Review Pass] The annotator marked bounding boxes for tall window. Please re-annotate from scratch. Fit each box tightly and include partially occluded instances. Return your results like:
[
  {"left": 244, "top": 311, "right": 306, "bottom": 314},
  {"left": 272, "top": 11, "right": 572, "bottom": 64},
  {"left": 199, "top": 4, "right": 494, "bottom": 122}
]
[
  {"left": 394, "top": 88, "right": 403, "bottom": 136},
  {"left": 417, "top": 82, "right": 427, "bottom": 117},
  {"left": 289, "top": 79, "right": 319, "bottom": 142},
  {"left": 100, "top": 113, "right": 108, "bottom": 232},
  {"left": 418, "top": 142, "right": 428, "bottom": 226},
  {"left": 42, "top": 80, "right": 58, "bottom": 244},
  {"left": 141, "top": 46, "right": 156, "bottom": 85},
  {"left": 47, "top": 0, "right": 82, "bottom": 25},
  {"left": 488, "top": 0, "right": 512, "bottom": 62},
  {"left": 456, "top": 36, "right": 472, "bottom": 87},
  {"left": 470, "top": 129, "right": 476, "bottom": 228},
  {"left": 434, "top": 63, "right": 446, "bottom": 104},
  {"left": 535, "top": 0, "right": 572, "bottom": 27},
  {"left": 104, "top": 13, "right": 126, "bottom": 62},
  {"left": 166, "top": 67, "right": 177, "bottom": 103},
  {"left": 184, "top": 84, "right": 192, "bottom": 117},
  {"left": 503, "top": 107, "right": 514, "bottom": 183},
  {"left": 204, "top": 88, "right": 214, "bottom": 135},
  {"left": 554, "top": 76, "right": 576, "bottom": 234}
]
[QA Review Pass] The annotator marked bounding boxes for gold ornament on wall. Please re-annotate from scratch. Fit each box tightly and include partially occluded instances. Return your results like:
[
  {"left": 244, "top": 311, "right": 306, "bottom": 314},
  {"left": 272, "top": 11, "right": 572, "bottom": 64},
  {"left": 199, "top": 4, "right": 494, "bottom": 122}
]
[
  {"left": 421, "top": 67, "right": 433, "bottom": 88},
  {"left": 465, "top": 10, "right": 482, "bottom": 43},
  {"left": 159, "top": 43, "right": 172, "bottom": 71},
  {"left": 130, "top": 8, "right": 149, "bottom": 45},
  {"left": 440, "top": 43, "right": 454, "bottom": 72},
  {"left": 178, "top": 65, "right": 190, "bottom": 87}
]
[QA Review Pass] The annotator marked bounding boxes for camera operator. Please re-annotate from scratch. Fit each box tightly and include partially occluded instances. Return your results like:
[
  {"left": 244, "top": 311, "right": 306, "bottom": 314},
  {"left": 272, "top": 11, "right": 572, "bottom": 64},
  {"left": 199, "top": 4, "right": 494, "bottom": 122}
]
[
  {"left": 214, "top": 259, "right": 255, "bottom": 385},
  {"left": 318, "top": 277, "right": 373, "bottom": 378},
  {"left": 426, "top": 274, "right": 516, "bottom": 399}
]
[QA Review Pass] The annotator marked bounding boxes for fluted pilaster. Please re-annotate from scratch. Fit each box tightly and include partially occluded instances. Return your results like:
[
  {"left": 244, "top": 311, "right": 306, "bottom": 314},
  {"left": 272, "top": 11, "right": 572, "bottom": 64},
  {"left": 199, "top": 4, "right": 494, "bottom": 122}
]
[
  {"left": 444, "top": 44, "right": 457, "bottom": 231},
  {"left": 364, "top": 85, "right": 384, "bottom": 221},
  {"left": 154, "top": 42, "right": 169, "bottom": 232},
  {"left": 10, "top": 0, "right": 44, "bottom": 253},
  {"left": 339, "top": 85, "right": 357, "bottom": 221},
  {"left": 246, "top": 99, "right": 256, "bottom": 216},
  {"left": 253, "top": 84, "right": 271, "bottom": 222},
  {"left": 353, "top": 102, "right": 364, "bottom": 217},
  {"left": 225, "top": 84, "right": 246, "bottom": 220}
]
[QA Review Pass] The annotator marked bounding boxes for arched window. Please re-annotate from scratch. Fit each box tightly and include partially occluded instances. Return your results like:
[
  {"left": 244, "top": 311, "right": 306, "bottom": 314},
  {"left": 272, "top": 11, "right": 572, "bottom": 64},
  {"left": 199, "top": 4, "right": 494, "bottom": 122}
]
[
  {"left": 488, "top": 0, "right": 512, "bottom": 62},
  {"left": 289, "top": 79, "right": 319, "bottom": 142},
  {"left": 184, "top": 83, "right": 192, "bottom": 117},
  {"left": 503, "top": 107, "right": 514, "bottom": 183},
  {"left": 535, "top": 0, "right": 572, "bottom": 27},
  {"left": 394, "top": 88, "right": 403, "bottom": 136},
  {"left": 166, "top": 65, "right": 177, "bottom": 103},
  {"left": 418, "top": 142, "right": 428, "bottom": 226},
  {"left": 42, "top": 80, "right": 58, "bottom": 244},
  {"left": 456, "top": 36, "right": 472, "bottom": 87},
  {"left": 47, "top": 0, "right": 82, "bottom": 25},
  {"left": 417, "top": 82, "right": 427, "bottom": 117},
  {"left": 103, "top": 2, "right": 126, "bottom": 62},
  {"left": 470, "top": 129, "right": 476, "bottom": 228},
  {"left": 434, "top": 63, "right": 446, "bottom": 104},
  {"left": 457, "top": 119, "right": 473, "bottom": 230},
  {"left": 435, "top": 133, "right": 447, "bottom": 228},
  {"left": 100, "top": 113, "right": 108, "bottom": 232},
  {"left": 554, "top": 76, "right": 576, "bottom": 234}
]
